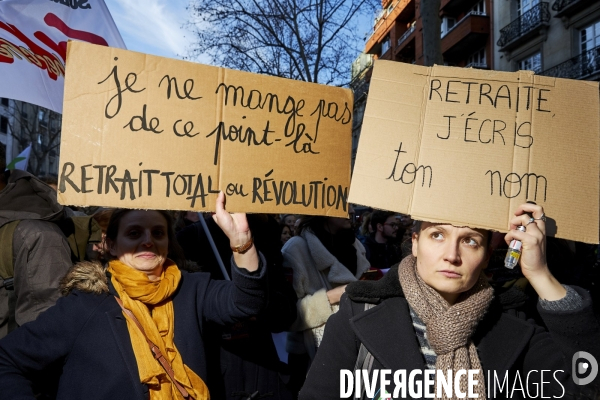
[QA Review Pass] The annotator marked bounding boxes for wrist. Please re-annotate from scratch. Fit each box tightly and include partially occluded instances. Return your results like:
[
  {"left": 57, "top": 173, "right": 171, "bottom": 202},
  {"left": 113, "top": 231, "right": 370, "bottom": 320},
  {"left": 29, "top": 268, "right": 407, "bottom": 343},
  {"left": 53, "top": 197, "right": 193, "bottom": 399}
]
[
  {"left": 231, "top": 236, "right": 253, "bottom": 254},
  {"left": 528, "top": 271, "right": 567, "bottom": 301}
]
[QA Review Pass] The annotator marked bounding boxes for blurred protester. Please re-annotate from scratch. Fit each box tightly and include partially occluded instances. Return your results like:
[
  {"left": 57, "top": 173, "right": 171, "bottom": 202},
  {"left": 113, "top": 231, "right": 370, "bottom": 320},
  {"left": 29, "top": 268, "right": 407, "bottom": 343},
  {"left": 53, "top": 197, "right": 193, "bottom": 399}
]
[
  {"left": 0, "top": 170, "right": 73, "bottom": 339},
  {"left": 362, "top": 210, "right": 403, "bottom": 271},
  {"left": 282, "top": 206, "right": 369, "bottom": 395},
  {"left": 85, "top": 208, "right": 114, "bottom": 262},
  {"left": 177, "top": 213, "right": 297, "bottom": 400},
  {"left": 38, "top": 176, "right": 58, "bottom": 191},
  {"left": 293, "top": 218, "right": 301, "bottom": 236},
  {"left": 280, "top": 223, "right": 293, "bottom": 247},
  {"left": 356, "top": 211, "right": 372, "bottom": 246},
  {"left": 281, "top": 214, "right": 298, "bottom": 236},
  {"left": 174, "top": 211, "right": 200, "bottom": 233}
]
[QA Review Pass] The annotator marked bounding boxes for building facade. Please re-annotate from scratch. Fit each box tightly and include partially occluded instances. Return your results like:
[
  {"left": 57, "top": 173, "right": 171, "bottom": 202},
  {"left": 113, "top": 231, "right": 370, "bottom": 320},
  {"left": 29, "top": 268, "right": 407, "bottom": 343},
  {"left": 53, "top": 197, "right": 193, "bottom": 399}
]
[
  {"left": 350, "top": 0, "right": 494, "bottom": 165},
  {"left": 0, "top": 98, "right": 61, "bottom": 177},
  {"left": 495, "top": 0, "right": 600, "bottom": 81},
  {"left": 363, "top": 0, "right": 493, "bottom": 69},
  {"left": 350, "top": 0, "right": 599, "bottom": 164}
]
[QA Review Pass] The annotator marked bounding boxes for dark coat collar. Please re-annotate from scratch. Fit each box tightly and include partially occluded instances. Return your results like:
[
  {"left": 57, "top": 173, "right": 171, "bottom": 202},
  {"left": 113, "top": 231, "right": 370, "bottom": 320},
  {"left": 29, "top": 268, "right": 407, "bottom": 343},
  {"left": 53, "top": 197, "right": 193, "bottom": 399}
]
[
  {"left": 347, "top": 265, "right": 536, "bottom": 374},
  {"left": 346, "top": 263, "right": 403, "bottom": 303}
]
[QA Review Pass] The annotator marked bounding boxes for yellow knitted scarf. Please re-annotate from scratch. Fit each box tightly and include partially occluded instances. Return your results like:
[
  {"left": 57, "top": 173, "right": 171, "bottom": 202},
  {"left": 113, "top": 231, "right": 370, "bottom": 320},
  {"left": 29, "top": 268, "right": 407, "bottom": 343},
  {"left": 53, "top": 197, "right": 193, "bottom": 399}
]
[{"left": 108, "top": 259, "right": 209, "bottom": 400}]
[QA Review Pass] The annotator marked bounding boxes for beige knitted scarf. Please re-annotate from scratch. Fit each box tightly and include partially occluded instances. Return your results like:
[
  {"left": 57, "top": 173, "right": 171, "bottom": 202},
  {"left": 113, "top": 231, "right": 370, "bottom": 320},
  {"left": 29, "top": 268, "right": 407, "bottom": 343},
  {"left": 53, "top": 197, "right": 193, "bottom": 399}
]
[{"left": 398, "top": 255, "right": 493, "bottom": 400}]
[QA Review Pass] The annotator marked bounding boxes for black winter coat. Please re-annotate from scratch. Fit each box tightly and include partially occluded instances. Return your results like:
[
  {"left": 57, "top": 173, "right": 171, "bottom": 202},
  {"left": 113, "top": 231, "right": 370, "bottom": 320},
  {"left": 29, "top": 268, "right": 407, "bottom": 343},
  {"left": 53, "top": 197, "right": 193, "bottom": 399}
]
[
  {"left": 300, "top": 267, "right": 600, "bottom": 400},
  {"left": 0, "top": 262, "right": 267, "bottom": 400}
]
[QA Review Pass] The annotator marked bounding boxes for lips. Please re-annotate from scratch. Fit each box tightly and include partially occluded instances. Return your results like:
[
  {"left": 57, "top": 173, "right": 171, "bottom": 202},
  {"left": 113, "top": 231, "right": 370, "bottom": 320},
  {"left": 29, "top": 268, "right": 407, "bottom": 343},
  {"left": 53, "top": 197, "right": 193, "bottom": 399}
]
[
  {"left": 439, "top": 270, "right": 461, "bottom": 278},
  {"left": 137, "top": 252, "right": 158, "bottom": 259}
]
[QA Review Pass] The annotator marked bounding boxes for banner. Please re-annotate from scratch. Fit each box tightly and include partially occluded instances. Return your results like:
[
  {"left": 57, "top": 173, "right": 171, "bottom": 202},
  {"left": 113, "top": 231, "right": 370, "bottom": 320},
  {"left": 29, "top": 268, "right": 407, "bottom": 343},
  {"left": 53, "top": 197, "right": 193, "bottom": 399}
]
[
  {"left": 58, "top": 42, "right": 353, "bottom": 216},
  {"left": 5, "top": 144, "right": 30, "bottom": 171},
  {"left": 0, "top": 0, "right": 125, "bottom": 113},
  {"left": 349, "top": 61, "right": 599, "bottom": 244}
]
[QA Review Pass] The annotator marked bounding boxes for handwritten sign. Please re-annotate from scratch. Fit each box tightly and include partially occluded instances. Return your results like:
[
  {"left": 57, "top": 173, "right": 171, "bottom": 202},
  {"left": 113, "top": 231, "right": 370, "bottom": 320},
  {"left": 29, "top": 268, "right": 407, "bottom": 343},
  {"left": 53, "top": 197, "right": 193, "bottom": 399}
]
[
  {"left": 58, "top": 41, "right": 353, "bottom": 216},
  {"left": 349, "top": 61, "right": 599, "bottom": 244}
]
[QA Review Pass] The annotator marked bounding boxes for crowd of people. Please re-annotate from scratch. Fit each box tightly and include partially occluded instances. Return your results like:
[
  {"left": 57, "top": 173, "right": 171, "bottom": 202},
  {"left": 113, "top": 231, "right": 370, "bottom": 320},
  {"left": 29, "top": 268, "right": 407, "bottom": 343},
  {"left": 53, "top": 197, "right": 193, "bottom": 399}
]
[{"left": 0, "top": 169, "right": 599, "bottom": 399}]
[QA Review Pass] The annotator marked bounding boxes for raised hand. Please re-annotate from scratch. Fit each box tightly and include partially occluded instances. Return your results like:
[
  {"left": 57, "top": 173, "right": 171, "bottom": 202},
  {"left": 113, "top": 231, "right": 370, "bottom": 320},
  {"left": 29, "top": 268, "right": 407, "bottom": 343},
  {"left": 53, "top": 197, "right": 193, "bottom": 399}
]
[
  {"left": 212, "top": 191, "right": 259, "bottom": 271},
  {"left": 504, "top": 203, "right": 566, "bottom": 301}
]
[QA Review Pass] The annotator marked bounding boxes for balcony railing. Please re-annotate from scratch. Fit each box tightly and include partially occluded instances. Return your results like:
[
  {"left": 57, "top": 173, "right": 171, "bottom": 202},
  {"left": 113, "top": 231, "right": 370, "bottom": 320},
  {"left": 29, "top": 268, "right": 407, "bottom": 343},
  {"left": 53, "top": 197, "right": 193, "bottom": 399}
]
[
  {"left": 351, "top": 74, "right": 371, "bottom": 102},
  {"left": 540, "top": 45, "right": 600, "bottom": 80},
  {"left": 497, "top": 2, "right": 550, "bottom": 48},
  {"left": 465, "top": 62, "right": 488, "bottom": 69},
  {"left": 551, "top": 0, "right": 580, "bottom": 12},
  {"left": 397, "top": 24, "right": 415, "bottom": 47},
  {"left": 351, "top": 53, "right": 374, "bottom": 81}
]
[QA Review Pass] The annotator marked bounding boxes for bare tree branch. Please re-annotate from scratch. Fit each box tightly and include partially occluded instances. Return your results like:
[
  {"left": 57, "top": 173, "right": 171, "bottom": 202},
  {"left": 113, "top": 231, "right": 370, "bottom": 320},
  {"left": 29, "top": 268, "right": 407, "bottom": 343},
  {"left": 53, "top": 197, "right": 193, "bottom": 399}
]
[
  {"left": 185, "top": 0, "right": 378, "bottom": 86},
  {"left": 4, "top": 101, "right": 61, "bottom": 176}
]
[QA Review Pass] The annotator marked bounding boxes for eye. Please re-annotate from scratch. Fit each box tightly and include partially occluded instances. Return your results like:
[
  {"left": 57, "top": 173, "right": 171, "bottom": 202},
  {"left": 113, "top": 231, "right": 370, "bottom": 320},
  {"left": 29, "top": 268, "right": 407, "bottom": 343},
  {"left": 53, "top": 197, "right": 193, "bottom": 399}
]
[
  {"left": 430, "top": 231, "right": 444, "bottom": 241},
  {"left": 152, "top": 229, "right": 166, "bottom": 238},
  {"left": 463, "top": 237, "right": 480, "bottom": 247},
  {"left": 126, "top": 229, "right": 140, "bottom": 238}
]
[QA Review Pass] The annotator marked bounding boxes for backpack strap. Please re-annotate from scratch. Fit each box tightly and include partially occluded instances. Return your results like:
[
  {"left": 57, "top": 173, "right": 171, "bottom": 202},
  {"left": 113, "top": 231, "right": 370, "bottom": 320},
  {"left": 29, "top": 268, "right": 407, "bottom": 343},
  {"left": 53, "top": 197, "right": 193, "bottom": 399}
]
[
  {"left": 59, "top": 216, "right": 102, "bottom": 262},
  {"left": 0, "top": 220, "right": 21, "bottom": 289},
  {"left": 354, "top": 302, "right": 376, "bottom": 400}
]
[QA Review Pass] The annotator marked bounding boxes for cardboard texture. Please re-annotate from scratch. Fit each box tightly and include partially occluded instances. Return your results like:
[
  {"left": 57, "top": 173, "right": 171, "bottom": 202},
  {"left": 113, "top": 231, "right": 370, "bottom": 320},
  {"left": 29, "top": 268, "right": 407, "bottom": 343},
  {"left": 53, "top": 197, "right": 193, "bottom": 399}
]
[
  {"left": 349, "top": 61, "right": 599, "bottom": 244},
  {"left": 58, "top": 42, "right": 353, "bottom": 216}
]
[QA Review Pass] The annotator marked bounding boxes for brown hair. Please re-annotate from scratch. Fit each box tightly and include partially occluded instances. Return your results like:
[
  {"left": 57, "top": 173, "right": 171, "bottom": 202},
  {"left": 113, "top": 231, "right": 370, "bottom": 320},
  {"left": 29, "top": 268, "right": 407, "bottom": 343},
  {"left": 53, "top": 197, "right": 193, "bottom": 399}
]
[
  {"left": 105, "top": 209, "right": 186, "bottom": 265},
  {"left": 92, "top": 208, "right": 114, "bottom": 233}
]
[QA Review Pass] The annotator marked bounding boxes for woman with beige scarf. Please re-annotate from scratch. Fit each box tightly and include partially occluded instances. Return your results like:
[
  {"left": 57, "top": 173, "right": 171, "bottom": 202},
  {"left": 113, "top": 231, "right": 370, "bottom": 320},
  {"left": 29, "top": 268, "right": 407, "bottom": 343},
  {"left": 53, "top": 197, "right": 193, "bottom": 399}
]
[
  {"left": 0, "top": 192, "right": 267, "bottom": 400},
  {"left": 300, "top": 203, "right": 600, "bottom": 399}
]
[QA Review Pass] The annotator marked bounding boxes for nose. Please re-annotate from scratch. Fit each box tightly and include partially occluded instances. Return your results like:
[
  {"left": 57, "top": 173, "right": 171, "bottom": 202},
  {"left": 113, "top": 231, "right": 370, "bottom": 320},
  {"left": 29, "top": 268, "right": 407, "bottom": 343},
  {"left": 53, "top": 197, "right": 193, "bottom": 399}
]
[
  {"left": 141, "top": 230, "right": 153, "bottom": 247},
  {"left": 443, "top": 240, "right": 461, "bottom": 265}
]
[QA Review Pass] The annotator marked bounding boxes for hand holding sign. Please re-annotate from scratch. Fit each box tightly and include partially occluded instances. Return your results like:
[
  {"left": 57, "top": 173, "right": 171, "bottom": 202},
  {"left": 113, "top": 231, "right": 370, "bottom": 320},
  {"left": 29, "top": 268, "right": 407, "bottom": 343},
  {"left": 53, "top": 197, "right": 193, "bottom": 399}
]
[
  {"left": 58, "top": 42, "right": 353, "bottom": 217},
  {"left": 350, "top": 61, "right": 599, "bottom": 244}
]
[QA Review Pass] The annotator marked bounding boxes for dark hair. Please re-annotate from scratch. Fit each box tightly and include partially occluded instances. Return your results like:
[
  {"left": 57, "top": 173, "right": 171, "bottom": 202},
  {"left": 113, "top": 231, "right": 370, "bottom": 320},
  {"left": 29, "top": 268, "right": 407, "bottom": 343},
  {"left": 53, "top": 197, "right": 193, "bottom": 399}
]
[
  {"left": 279, "top": 222, "right": 291, "bottom": 236},
  {"left": 39, "top": 175, "right": 58, "bottom": 186},
  {"left": 92, "top": 208, "right": 114, "bottom": 233},
  {"left": 105, "top": 209, "right": 186, "bottom": 265},
  {"left": 370, "top": 210, "right": 397, "bottom": 232},
  {"left": 295, "top": 215, "right": 326, "bottom": 235}
]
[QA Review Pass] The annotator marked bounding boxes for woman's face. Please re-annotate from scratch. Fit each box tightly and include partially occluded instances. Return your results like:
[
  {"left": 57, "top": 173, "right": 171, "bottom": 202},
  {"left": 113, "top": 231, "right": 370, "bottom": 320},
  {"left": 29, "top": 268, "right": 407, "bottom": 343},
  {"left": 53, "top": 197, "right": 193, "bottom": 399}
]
[
  {"left": 281, "top": 226, "right": 292, "bottom": 244},
  {"left": 284, "top": 215, "right": 297, "bottom": 230},
  {"left": 412, "top": 222, "right": 489, "bottom": 304},
  {"left": 108, "top": 210, "right": 169, "bottom": 279}
]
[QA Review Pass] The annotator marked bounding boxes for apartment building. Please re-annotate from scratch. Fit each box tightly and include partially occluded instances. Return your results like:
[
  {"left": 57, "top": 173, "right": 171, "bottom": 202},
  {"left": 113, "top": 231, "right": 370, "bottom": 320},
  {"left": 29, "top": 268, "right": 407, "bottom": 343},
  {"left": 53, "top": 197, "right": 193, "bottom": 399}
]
[
  {"left": 495, "top": 0, "right": 600, "bottom": 81},
  {"left": 349, "top": 0, "right": 493, "bottom": 165},
  {"left": 363, "top": 0, "right": 493, "bottom": 68},
  {"left": 0, "top": 98, "right": 61, "bottom": 176}
]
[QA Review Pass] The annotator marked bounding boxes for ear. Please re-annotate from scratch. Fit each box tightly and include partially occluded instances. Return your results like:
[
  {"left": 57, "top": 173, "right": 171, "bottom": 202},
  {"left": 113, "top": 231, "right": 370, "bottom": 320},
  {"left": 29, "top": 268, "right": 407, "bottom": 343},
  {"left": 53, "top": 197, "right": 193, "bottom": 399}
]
[
  {"left": 411, "top": 232, "right": 419, "bottom": 257},
  {"left": 107, "top": 238, "right": 118, "bottom": 257},
  {"left": 377, "top": 223, "right": 384, "bottom": 233}
]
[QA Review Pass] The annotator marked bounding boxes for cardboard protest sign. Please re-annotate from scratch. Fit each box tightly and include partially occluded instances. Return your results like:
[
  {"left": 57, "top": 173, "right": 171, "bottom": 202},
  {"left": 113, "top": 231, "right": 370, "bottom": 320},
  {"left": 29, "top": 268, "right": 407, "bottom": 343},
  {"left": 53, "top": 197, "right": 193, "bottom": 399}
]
[
  {"left": 58, "top": 41, "right": 352, "bottom": 216},
  {"left": 349, "top": 61, "right": 599, "bottom": 244}
]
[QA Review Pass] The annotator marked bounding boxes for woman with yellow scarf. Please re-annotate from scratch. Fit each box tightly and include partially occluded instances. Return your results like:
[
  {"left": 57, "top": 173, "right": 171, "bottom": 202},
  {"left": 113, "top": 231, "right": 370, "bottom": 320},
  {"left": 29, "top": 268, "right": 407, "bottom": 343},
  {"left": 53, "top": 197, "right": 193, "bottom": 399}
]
[{"left": 0, "top": 192, "right": 266, "bottom": 400}]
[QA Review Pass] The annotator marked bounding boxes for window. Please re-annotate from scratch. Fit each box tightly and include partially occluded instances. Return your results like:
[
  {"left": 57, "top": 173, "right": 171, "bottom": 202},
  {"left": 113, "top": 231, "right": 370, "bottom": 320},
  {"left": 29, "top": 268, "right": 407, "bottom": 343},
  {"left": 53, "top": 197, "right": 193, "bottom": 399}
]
[
  {"left": 467, "top": 48, "right": 487, "bottom": 68},
  {"left": 381, "top": 35, "right": 391, "bottom": 55},
  {"left": 518, "top": 52, "right": 542, "bottom": 73},
  {"left": 0, "top": 116, "right": 7, "bottom": 134},
  {"left": 441, "top": 16, "right": 456, "bottom": 37},
  {"left": 519, "top": 0, "right": 539, "bottom": 15},
  {"left": 580, "top": 20, "right": 600, "bottom": 76},
  {"left": 471, "top": 0, "right": 486, "bottom": 15},
  {"left": 0, "top": 98, "right": 8, "bottom": 107},
  {"left": 581, "top": 20, "right": 600, "bottom": 53}
]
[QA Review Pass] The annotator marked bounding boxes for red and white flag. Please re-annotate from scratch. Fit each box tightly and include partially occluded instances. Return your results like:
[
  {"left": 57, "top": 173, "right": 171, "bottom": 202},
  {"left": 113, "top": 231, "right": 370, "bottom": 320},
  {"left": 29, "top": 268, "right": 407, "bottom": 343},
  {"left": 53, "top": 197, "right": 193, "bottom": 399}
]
[{"left": 0, "top": 0, "right": 126, "bottom": 113}]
